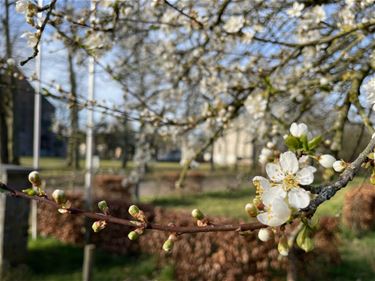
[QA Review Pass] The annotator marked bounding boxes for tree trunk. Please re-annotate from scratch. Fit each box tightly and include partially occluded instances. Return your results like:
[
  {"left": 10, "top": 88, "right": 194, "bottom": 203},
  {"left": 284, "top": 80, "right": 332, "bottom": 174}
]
[{"left": 66, "top": 48, "right": 80, "bottom": 169}]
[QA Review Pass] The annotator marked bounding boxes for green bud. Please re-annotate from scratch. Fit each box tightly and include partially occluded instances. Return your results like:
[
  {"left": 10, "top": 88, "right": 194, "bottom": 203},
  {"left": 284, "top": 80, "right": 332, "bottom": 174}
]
[
  {"left": 28, "top": 171, "right": 41, "bottom": 187},
  {"left": 245, "top": 203, "right": 257, "bottom": 217},
  {"left": 22, "top": 188, "right": 37, "bottom": 196},
  {"left": 278, "top": 236, "right": 289, "bottom": 256},
  {"left": 162, "top": 239, "right": 174, "bottom": 253},
  {"left": 52, "top": 189, "right": 67, "bottom": 205},
  {"left": 92, "top": 220, "right": 106, "bottom": 233},
  {"left": 191, "top": 209, "right": 204, "bottom": 220},
  {"left": 128, "top": 231, "right": 140, "bottom": 241},
  {"left": 296, "top": 225, "right": 314, "bottom": 252},
  {"left": 98, "top": 200, "right": 109, "bottom": 213},
  {"left": 128, "top": 205, "right": 140, "bottom": 217}
]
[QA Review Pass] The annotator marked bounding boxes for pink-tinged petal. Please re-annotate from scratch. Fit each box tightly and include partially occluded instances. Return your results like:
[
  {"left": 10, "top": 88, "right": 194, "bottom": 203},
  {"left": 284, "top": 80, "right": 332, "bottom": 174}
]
[
  {"left": 288, "top": 188, "right": 311, "bottom": 209},
  {"left": 266, "top": 163, "right": 284, "bottom": 182},
  {"left": 296, "top": 166, "right": 315, "bottom": 185},
  {"left": 280, "top": 151, "right": 299, "bottom": 174}
]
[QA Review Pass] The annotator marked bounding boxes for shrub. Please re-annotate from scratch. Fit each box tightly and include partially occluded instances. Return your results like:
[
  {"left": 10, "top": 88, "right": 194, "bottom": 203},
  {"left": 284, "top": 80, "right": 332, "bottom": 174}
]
[{"left": 343, "top": 184, "right": 375, "bottom": 234}]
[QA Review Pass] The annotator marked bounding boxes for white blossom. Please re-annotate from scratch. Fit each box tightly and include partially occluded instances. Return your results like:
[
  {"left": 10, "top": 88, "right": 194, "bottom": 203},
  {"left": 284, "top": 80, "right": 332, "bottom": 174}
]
[
  {"left": 290, "top": 122, "right": 308, "bottom": 138},
  {"left": 258, "top": 147, "right": 273, "bottom": 165},
  {"left": 311, "top": 6, "right": 326, "bottom": 24},
  {"left": 223, "top": 16, "right": 244, "bottom": 33},
  {"left": 333, "top": 160, "right": 346, "bottom": 172},
  {"left": 21, "top": 31, "right": 38, "bottom": 47},
  {"left": 258, "top": 228, "right": 272, "bottom": 242},
  {"left": 265, "top": 151, "right": 315, "bottom": 209},
  {"left": 287, "top": 2, "right": 304, "bottom": 18},
  {"left": 363, "top": 76, "right": 375, "bottom": 109},
  {"left": 16, "top": 0, "right": 31, "bottom": 14},
  {"left": 245, "top": 93, "right": 267, "bottom": 119},
  {"left": 319, "top": 154, "right": 336, "bottom": 168},
  {"left": 257, "top": 197, "right": 291, "bottom": 227}
]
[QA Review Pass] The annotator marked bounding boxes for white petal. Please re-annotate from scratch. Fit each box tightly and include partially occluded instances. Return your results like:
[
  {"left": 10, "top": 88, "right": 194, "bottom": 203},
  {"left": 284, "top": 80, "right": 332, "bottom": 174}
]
[
  {"left": 257, "top": 198, "right": 291, "bottom": 227},
  {"left": 280, "top": 151, "right": 299, "bottom": 174},
  {"left": 319, "top": 154, "right": 336, "bottom": 168},
  {"left": 272, "top": 198, "right": 292, "bottom": 221},
  {"left": 290, "top": 122, "right": 299, "bottom": 137},
  {"left": 333, "top": 160, "right": 345, "bottom": 172},
  {"left": 253, "top": 176, "right": 272, "bottom": 191},
  {"left": 266, "top": 163, "right": 284, "bottom": 182},
  {"left": 297, "top": 123, "right": 308, "bottom": 136},
  {"left": 296, "top": 166, "right": 315, "bottom": 185},
  {"left": 288, "top": 188, "right": 311, "bottom": 209},
  {"left": 258, "top": 228, "right": 272, "bottom": 242},
  {"left": 262, "top": 185, "right": 287, "bottom": 206}
]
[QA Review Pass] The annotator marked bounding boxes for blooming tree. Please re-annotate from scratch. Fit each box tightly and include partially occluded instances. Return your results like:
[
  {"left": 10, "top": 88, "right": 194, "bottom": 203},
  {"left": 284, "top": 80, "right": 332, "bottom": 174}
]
[{"left": 2, "top": 0, "right": 375, "bottom": 266}]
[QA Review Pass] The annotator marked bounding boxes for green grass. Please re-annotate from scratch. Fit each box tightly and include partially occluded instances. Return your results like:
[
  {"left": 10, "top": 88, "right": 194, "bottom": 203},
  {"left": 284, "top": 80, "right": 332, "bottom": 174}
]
[
  {"left": 144, "top": 187, "right": 255, "bottom": 220},
  {"left": 0, "top": 237, "right": 173, "bottom": 281}
]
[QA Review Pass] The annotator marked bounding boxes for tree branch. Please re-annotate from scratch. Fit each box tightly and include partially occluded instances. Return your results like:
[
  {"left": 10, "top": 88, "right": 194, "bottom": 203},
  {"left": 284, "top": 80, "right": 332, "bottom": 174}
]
[{"left": 0, "top": 184, "right": 263, "bottom": 234}]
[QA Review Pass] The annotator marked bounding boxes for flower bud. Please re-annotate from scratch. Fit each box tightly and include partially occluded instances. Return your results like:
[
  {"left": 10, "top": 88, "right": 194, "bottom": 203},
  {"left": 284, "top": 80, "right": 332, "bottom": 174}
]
[
  {"left": 252, "top": 197, "right": 264, "bottom": 210},
  {"left": 92, "top": 220, "right": 106, "bottom": 233},
  {"left": 162, "top": 239, "right": 174, "bottom": 253},
  {"left": 28, "top": 171, "right": 41, "bottom": 187},
  {"left": 297, "top": 226, "right": 314, "bottom": 252},
  {"left": 258, "top": 228, "right": 272, "bottom": 242},
  {"left": 245, "top": 203, "right": 257, "bottom": 217},
  {"left": 128, "top": 231, "right": 140, "bottom": 241},
  {"left": 290, "top": 122, "right": 308, "bottom": 138},
  {"left": 333, "top": 160, "right": 346, "bottom": 172},
  {"left": 98, "top": 200, "right": 109, "bottom": 213},
  {"left": 277, "top": 236, "right": 289, "bottom": 256},
  {"left": 191, "top": 209, "right": 204, "bottom": 220},
  {"left": 128, "top": 205, "right": 140, "bottom": 217},
  {"left": 52, "top": 189, "right": 67, "bottom": 205},
  {"left": 319, "top": 154, "right": 336, "bottom": 168}
]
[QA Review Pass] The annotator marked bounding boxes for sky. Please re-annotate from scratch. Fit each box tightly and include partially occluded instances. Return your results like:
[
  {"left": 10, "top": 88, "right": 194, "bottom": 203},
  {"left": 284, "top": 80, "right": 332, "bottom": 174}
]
[{"left": 1, "top": 0, "right": 124, "bottom": 127}]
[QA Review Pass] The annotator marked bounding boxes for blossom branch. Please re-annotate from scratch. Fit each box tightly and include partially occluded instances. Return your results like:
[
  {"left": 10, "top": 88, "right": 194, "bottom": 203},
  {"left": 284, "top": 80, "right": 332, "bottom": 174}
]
[
  {"left": 20, "top": 0, "right": 57, "bottom": 66},
  {"left": 0, "top": 182, "right": 263, "bottom": 234},
  {"left": 304, "top": 135, "right": 375, "bottom": 216}
]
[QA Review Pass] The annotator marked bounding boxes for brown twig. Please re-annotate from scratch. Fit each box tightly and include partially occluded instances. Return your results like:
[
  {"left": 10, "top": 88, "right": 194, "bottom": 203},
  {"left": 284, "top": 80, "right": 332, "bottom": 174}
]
[
  {"left": 163, "top": 0, "right": 204, "bottom": 28},
  {"left": 0, "top": 185, "right": 264, "bottom": 234}
]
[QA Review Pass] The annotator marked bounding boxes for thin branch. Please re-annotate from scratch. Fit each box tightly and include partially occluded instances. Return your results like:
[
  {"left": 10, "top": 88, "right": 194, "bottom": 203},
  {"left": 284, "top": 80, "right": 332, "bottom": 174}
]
[
  {"left": 163, "top": 0, "right": 204, "bottom": 28},
  {"left": 304, "top": 135, "right": 375, "bottom": 216},
  {"left": 20, "top": 0, "right": 58, "bottom": 66},
  {"left": 0, "top": 184, "right": 263, "bottom": 234}
]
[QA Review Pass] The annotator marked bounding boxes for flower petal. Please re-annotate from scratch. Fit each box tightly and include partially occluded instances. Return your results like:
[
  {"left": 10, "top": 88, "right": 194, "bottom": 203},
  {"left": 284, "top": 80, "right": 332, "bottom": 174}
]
[
  {"left": 296, "top": 166, "right": 315, "bottom": 185},
  {"left": 288, "top": 188, "right": 311, "bottom": 209},
  {"left": 253, "top": 176, "right": 272, "bottom": 192},
  {"left": 290, "top": 122, "right": 299, "bottom": 137},
  {"left": 257, "top": 198, "right": 291, "bottom": 227},
  {"left": 266, "top": 163, "right": 284, "bottom": 182},
  {"left": 280, "top": 151, "right": 299, "bottom": 174},
  {"left": 262, "top": 185, "right": 287, "bottom": 206}
]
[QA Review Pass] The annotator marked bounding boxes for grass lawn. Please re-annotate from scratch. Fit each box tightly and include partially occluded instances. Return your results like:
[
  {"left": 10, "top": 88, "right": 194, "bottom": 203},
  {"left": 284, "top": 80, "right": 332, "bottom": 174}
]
[{"left": 3, "top": 238, "right": 173, "bottom": 281}]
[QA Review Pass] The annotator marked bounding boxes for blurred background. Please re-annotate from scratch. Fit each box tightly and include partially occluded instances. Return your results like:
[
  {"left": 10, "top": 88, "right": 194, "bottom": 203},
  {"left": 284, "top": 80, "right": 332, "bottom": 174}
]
[{"left": 0, "top": 0, "right": 375, "bottom": 280}]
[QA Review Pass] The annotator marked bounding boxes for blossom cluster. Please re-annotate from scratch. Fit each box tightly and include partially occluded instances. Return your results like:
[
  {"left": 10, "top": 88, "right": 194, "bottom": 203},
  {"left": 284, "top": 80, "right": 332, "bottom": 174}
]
[{"left": 248, "top": 123, "right": 349, "bottom": 228}]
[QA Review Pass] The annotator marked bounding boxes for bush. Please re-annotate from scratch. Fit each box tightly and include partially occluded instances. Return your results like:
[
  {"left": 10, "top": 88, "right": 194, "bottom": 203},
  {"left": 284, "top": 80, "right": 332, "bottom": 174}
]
[
  {"left": 37, "top": 192, "right": 340, "bottom": 280},
  {"left": 343, "top": 184, "right": 375, "bottom": 234}
]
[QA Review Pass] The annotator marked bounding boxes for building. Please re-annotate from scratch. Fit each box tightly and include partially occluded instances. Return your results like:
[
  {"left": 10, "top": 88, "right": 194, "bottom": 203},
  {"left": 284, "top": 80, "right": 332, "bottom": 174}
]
[
  {"left": 213, "top": 117, "right": 254, "bottom": 166},
  {"left": 0, "top": 65, "right": 63, "bottom": 157}
]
